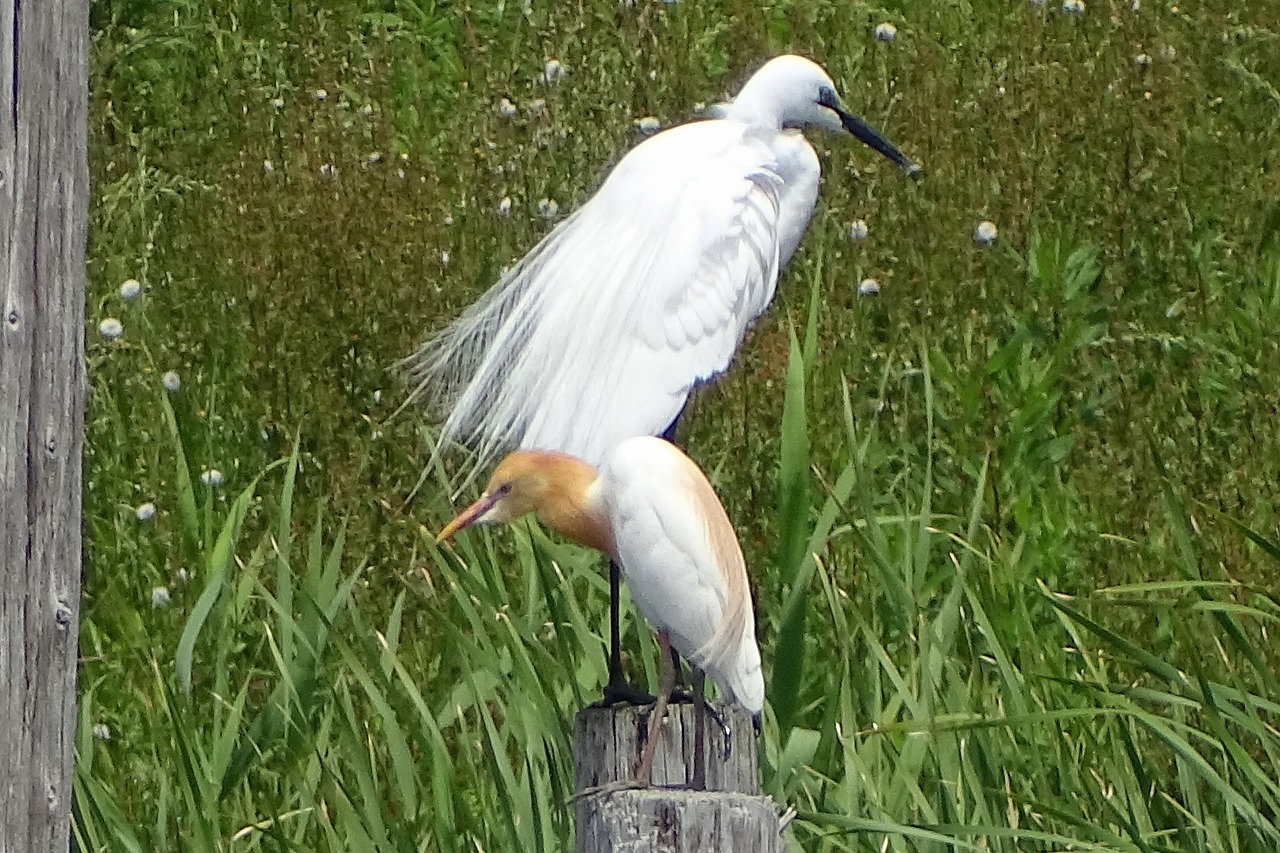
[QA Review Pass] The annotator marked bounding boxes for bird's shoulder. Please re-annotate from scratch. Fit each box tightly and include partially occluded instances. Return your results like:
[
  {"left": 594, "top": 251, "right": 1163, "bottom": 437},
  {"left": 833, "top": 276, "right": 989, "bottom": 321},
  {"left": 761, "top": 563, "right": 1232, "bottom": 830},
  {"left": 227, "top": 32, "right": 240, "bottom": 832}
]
[
  {"left": 603, "top": 118, "right": 781, "bottom": 197},
  {"left": 602, "top": 438, "right": 745, "bottom": 580},
  {"left": 603, "top": 436, "right": 694, "bottom": 484}
]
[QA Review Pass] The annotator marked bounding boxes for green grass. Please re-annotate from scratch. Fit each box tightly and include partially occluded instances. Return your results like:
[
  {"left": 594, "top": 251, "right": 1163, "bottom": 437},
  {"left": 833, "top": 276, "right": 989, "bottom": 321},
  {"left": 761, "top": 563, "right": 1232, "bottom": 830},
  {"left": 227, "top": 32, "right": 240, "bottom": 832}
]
[{"left": 80, "top": 0, "right": 1280, "bottom": 849}]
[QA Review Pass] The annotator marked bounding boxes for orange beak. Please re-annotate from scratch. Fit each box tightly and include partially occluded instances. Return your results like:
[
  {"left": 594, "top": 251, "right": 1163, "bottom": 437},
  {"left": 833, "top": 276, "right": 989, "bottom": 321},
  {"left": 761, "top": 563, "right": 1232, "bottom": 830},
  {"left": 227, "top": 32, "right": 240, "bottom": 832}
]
[{"left": 435, "top": 490, "right": 504, "bottom": 543}]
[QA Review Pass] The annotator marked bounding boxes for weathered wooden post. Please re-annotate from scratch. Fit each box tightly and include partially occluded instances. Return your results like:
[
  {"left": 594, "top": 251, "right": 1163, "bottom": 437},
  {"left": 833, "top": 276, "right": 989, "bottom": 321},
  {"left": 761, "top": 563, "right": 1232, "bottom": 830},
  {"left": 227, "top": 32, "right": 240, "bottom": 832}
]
[
  {"left": 573, "top": 702, "right": 786, "bottom": 852},
  {"left": 0, "top": 0, "right": 90, "bottom": 849}
]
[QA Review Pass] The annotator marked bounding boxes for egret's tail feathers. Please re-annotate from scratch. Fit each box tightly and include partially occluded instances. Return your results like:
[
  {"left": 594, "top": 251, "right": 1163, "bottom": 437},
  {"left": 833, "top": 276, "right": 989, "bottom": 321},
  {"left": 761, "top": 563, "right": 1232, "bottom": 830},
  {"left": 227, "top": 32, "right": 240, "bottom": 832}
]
[
  {"left": 690, "top": 600, "right": 764, "bottom": 715},
  {"left": 400, "top": 119, "right": 788, "bottom": 479},
  {"left": 722, "top": 633, "right": 765, "bottom": 715},
  {"left": 400, "top": 198, "right": 675, "bottom": 472},
  {"left": 399, "top": 215, "right": 581, "bottom": 474}
]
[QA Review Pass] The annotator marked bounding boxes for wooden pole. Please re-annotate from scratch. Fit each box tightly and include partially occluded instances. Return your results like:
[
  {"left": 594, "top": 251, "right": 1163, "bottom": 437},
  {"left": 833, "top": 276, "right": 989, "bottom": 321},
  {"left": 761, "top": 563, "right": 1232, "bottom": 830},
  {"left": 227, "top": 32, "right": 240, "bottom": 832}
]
[
  {"left": 573, "top": 702, "right": 786, "bottom": 852},
  {"left": 0, "top": 0, "right": 89, "bottom": 849}
]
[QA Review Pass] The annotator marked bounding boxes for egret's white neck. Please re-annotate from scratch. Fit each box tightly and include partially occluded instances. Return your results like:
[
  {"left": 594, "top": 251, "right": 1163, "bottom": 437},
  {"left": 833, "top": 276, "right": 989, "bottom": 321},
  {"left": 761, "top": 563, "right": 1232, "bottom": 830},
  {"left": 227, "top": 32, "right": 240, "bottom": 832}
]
[{"left": 720, "top": 95, "right": 783, "bottom": 131}]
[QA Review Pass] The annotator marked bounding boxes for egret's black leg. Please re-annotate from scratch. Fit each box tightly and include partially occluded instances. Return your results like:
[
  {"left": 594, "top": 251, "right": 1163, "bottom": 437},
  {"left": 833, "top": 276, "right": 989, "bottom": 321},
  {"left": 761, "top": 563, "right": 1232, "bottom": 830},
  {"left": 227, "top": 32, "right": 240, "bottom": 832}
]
[
  {"left": 669, "top": 645, "right": 685, "bottom": 688},
  {"left": 595, "top": 559, "right": 657, "bottom": 706},
  {"left": 660, "top": 411, "right": 683, "bottom": 445},
  {"left": 610, "top": 559, "right": 623, "bottom": 682},
  {"left": 692, "top": 669, "right": 708, "bottom": 790}
]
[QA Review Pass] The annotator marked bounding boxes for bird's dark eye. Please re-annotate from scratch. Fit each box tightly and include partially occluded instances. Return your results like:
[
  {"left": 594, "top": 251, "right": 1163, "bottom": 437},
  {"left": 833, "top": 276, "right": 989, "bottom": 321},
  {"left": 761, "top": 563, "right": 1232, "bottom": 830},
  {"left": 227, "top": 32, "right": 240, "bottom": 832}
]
[{"left": 495, "top": 482, "right": 514, "bottom": 496}]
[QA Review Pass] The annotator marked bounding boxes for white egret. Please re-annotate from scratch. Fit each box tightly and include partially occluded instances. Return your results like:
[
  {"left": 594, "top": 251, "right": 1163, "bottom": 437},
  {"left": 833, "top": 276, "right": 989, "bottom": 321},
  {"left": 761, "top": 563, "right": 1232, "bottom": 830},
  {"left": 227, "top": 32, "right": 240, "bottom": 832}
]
[
  {"left": 408, "top": 53, "right": 917, "bottom": 702},
  {"left": 436, "top": 436, "right": 764, "bottom": 787}
]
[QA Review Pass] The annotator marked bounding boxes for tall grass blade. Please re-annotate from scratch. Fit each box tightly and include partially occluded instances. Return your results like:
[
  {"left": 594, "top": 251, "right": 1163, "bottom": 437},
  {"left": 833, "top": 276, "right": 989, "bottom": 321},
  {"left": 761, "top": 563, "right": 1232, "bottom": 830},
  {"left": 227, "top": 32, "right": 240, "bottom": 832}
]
[
  {"left": 175, "top": 467, "right": 273, "bottom": 693},
  {"left": 771, "top": 323, "right": 812, "bottom": 737},
  {"left": 160, "top": 389, "right": 199, "bottom": 557}
]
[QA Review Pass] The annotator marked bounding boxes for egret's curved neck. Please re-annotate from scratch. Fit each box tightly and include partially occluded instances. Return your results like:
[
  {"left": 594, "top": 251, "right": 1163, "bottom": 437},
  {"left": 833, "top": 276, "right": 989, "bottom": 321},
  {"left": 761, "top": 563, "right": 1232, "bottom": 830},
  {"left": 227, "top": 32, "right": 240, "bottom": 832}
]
[
  {"left": 527, "top": 454, "right": 616, "bottom": 559},
  {"left": 721, "top": 95, "right": 783, "bottom": 131}
]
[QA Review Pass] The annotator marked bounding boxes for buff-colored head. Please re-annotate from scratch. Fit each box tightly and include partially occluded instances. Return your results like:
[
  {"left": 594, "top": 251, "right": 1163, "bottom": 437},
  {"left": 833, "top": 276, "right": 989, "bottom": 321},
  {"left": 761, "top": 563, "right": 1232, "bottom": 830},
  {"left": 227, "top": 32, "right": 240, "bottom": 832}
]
[
  {"left": 435, "top": 452, "right": 552, "bottom": 539},
  {"left": 436, "top": 450, "right": 611, "bottom": 554}
]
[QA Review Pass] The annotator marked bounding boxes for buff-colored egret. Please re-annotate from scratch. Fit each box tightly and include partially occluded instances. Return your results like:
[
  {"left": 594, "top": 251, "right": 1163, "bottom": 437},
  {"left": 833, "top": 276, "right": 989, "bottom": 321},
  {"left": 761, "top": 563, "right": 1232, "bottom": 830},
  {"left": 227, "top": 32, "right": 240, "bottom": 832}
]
[
  {"left": 409, "top": 54, "right": 917, "bottom": 701},
  {"left": 435, "top": 436, "right": 764, "bottom": 787}
]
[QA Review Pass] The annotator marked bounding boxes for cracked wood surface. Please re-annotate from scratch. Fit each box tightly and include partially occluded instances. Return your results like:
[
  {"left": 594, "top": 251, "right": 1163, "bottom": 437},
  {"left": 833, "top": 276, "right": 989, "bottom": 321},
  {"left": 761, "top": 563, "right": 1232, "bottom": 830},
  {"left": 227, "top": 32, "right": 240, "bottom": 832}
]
[
  {"left": 0, "top": 0, "right": 89, "bottom": 850},
  {"left": 573, "top": 702, "right": 785, "bottom": 852}
]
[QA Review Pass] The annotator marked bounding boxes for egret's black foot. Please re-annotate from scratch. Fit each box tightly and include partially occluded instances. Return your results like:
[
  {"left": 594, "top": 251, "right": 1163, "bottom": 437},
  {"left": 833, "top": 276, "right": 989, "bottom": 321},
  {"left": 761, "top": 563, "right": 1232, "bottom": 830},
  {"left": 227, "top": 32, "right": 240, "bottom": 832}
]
[
  {"left": 591, "top": 678, "right": 708, "bottom": 708},
  {"left": 712, "top": 708, "right": 732, "bottom": 760},
  {"left": 591, "top": 681, "right": 657, "bottom": 708}
]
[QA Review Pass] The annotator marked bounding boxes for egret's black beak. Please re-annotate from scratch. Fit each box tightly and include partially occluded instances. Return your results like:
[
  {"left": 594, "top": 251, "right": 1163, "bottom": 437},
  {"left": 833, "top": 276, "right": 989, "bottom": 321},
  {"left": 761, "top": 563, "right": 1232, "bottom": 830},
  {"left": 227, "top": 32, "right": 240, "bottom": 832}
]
[{"left": 821, "top": 90, "right": 921, "bottom": 177}]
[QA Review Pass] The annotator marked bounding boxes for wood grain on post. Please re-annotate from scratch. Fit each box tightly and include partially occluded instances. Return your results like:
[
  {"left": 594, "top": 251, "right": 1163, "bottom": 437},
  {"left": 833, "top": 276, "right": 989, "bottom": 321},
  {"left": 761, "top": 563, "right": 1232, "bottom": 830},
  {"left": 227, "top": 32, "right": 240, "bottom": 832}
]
[
  {"left": 0, "top": 0, "right": 90, "bottom": 850},
  {"left": 573, "top": 702, "right": 786, "bottom": 852}
]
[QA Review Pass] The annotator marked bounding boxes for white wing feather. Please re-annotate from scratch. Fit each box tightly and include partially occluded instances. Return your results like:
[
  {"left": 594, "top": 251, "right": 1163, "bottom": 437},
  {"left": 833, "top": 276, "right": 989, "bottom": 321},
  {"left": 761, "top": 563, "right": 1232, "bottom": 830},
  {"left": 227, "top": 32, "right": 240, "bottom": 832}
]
[
  {"left": 601, "top": 437, "right": 764, "bottom": 713},
  {"left": 404, "top": 120, "right": 789, "bottom": 472}
]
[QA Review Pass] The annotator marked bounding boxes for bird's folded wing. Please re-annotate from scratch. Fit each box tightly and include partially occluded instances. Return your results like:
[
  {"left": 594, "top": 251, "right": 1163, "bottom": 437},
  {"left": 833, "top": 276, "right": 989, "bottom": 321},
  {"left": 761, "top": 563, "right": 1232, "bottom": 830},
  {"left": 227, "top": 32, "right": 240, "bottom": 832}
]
[
  {"left": 602, "top": 439, "right": 754, "bottom": 684},
  {"left": 404, "top": 122, "right": 787, "bottom": 472}
]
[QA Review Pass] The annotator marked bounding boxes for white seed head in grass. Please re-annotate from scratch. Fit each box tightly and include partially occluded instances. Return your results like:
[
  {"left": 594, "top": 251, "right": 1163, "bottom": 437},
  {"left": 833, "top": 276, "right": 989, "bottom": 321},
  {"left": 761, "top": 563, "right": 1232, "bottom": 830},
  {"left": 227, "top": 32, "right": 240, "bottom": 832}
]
[
  {"left": 636, "top": 116, "right": 661, "bottom": 135},
  {"left": 441, "top": 251, "right": 451, "bottom": 267},
  {"left": 1062, "top": 0, "right": 1085, "bottom": 13},
  {"left": 542, "top": 59, "right": 566, "bottom": 85},
  {"left": 119, "top": 278, "right": 143, "bottom": 301},
  {"left": 537, "top": 198, "right": 560, "bottom": 220},
  {"left": 849, "top": 219, "right": 869, "bottom": 242},
  {"left": 874, "top": 22, "right": 898, "bottom": 42},
  {"left": 858, "top": 278, "right": 881, "bottom": 297},
  {"left": 1134, "top": 53, "right": 1152, "bottom": 66},
  {"left": 135, "top": 502, "right": 156, "bottom": 522},
  {"left": 270, "top": 96, "right": 284, "bottom": 110},
  {"left": 497, "top": 98, "right": 517, "bottom": 119},
  {"left": 526, "top": 98, "right": 546, "bottom": 115},
  {"left": 497, "top": 196, "right": 513, "bottom": 218},
  {"left": 99, "top": 318, "right": 123, "bottom": 339},
  {"left": 314, "top": 88, "right": 328, "bottom": 101},
  {"left": 975, "top": 220, "right": 999, "bottom": 246},
  {"left": 359, "top": 103, "right": 374, "bottom": 117},
  {"left": 162, "top": 370, "right": 181, "bottom": 393},
  {"left": 201, "top": 469, "right": 225, "bottom": 488},
  {"left": 263, "top": 159, "right": 274, "bottom": 174},
  {"left": 176, "top": 567, "right": 190, "bottom": 585},
  {"left": 151, "top": 586, "right": 171, "bottom": 609},
  {"left": 92, "top": 723, "right": 111, "bottom": 741}
]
